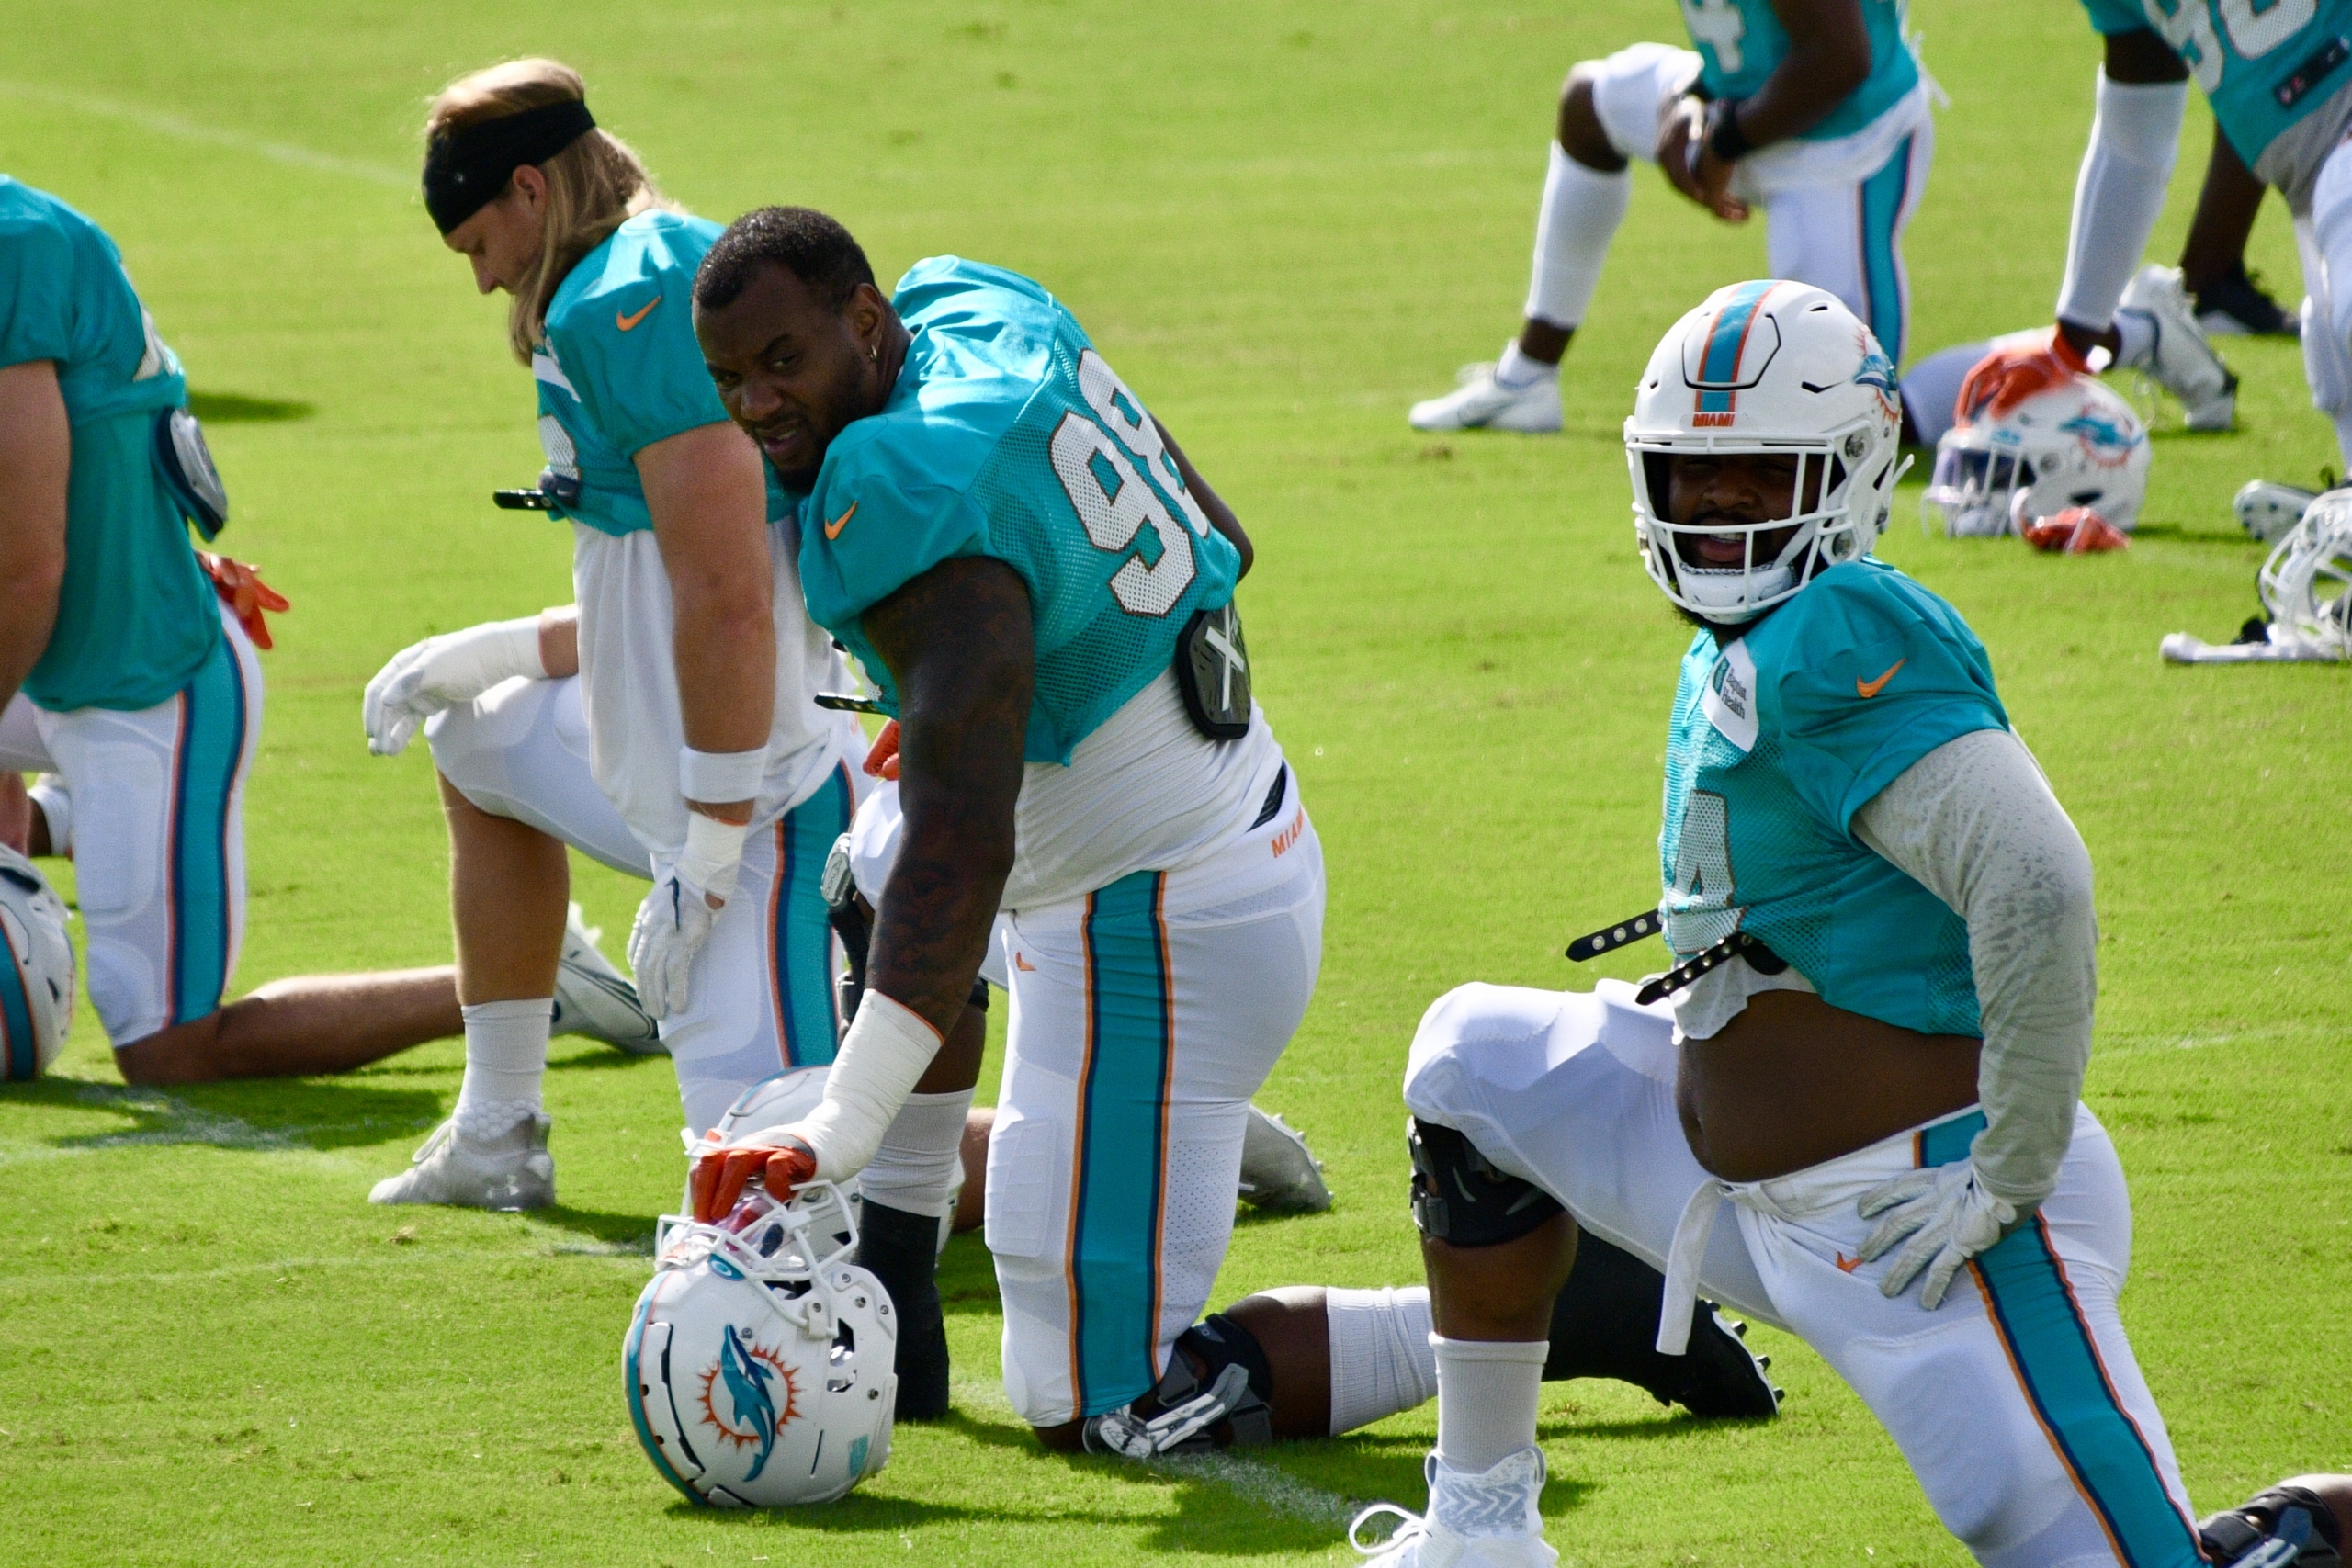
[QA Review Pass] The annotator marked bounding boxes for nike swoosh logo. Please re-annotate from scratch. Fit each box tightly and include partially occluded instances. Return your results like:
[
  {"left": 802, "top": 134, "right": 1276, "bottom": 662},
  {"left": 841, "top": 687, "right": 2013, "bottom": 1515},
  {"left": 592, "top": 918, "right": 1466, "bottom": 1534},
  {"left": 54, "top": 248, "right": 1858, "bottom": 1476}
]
[
  {"left": 1836, "top": 1252, "right": 1861, "bottom": 1273},
  {"left": 1855, "top": 659, "right": 1906, "bottom": 699},
  {"left": 824, "top": 502, "right": 856, "bottom": 540},
  {"left": 615, "top": 298, "right": 660, "bottom": 332}
]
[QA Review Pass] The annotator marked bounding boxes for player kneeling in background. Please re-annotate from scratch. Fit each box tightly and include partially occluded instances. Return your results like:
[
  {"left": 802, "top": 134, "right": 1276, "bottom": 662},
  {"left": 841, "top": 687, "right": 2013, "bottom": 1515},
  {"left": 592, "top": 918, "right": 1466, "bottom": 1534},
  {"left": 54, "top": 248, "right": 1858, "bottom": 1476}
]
[
  {"left": 0, "top": 176, "right": 543, "bottom": 1089},
  {"left": 1351, "top": 281, "right": 2248, "bottom": 1568}
]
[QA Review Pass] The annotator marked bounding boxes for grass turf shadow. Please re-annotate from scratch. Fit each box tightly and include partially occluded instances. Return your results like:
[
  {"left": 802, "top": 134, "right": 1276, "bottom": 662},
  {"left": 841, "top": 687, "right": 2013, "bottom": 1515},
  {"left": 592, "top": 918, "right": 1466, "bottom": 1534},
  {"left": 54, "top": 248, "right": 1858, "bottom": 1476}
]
[{"left": 187, "top": 389, "right": 314, "bottom": 423}]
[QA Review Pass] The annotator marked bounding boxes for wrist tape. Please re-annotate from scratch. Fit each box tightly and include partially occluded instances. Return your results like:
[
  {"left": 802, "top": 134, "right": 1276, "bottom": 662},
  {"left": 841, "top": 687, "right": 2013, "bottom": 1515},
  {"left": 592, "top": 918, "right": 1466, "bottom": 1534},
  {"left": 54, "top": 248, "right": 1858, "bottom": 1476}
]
[
  {"left": 795, "top": 991, "right": 943, "bottom": 1181},
  {"left": 680, "top": 745, "right": 767, "bottom": 805},
  {"left": 485, "top": 615, "right": 548, "bottom": 682},
  {"left": 676, "top": 812, "right": 750, "bottom": 905}
]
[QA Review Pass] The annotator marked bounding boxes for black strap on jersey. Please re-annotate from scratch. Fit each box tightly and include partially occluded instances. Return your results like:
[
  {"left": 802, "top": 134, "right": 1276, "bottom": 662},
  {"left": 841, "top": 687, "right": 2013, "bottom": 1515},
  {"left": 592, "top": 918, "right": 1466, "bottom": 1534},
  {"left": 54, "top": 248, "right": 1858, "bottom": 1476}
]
[
  {"left": 153, "top": 409, "right": 228, "bottom": 539},
  {"left": 1175, "top": 602, "right": 1251, "bottom": 740},
  {"left": 1566, "top": 908, "right": 1663, "bottom": 961},
  {"left": 1634, "top": 931, "right": 1787, "bottom": 1007}
]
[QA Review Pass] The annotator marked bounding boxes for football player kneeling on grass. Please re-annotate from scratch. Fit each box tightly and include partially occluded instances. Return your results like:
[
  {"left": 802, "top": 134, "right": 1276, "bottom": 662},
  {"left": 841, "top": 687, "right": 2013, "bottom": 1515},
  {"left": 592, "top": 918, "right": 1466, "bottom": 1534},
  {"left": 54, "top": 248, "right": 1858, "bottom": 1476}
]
[{"left": 1346, "top": 282, "right": 2312, "bottom": 1568}]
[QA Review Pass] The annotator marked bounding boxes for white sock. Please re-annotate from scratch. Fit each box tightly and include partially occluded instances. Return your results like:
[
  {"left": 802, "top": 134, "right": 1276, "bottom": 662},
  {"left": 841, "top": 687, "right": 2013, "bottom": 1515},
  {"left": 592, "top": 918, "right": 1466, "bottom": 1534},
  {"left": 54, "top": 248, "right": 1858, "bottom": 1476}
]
[
  {"left": 1493, "top": 341, "right": 1557, "bottom": 389},
  {"left": 1327, "top": 1286, "right": 1439, "bottom": 1434},
  {"left": 1525, "top": 141, "right": 1630, "bottom": 334},
  {"left": 454, "top": 998, "right": 550, "bottom": 1135},
  {"left": 1431, "top": 1335, "right": 1548, "bottom": 1473},
  {"left": 2112, "top": 309, "right": 2157, "bottom": 371},
  {"left": 854, "top": 1089, "right": 975, "bottom": 1218}
]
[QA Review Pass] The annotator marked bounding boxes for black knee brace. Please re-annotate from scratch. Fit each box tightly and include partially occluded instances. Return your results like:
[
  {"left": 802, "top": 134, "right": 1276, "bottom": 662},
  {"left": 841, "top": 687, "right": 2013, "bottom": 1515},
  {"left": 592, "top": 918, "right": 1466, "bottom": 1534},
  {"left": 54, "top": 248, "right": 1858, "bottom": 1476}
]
[
  {"left": 2199, "top": 1486, "right": 2345, "bottom": 1566},
  {"left": 1407, "top": 1117, "right": 1564, "bottom": 1247}
]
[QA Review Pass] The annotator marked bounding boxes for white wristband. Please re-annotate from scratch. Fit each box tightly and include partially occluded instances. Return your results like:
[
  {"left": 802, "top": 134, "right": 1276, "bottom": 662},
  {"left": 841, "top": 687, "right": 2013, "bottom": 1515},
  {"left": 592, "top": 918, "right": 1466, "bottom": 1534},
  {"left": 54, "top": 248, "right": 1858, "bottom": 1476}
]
[
  {"left": 793, "top": 991, "right": 943, "bottom": 1181},
  {"left": 676, "top": 811, "right": 750, "bottom": 904},
  {"left": 680, "top": 745, "right": 767, "bottom": 804}
]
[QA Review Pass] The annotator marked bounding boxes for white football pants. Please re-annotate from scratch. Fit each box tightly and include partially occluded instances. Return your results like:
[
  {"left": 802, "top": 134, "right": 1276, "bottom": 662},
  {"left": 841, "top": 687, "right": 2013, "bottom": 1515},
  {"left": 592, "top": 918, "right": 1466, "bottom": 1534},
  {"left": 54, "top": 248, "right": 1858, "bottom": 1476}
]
[
  {"left": 426, "top": 673, "right": 864, "bottom": 1134},
  {"left": 2296, "top": 139, "right": 2352, "bottom": 464},
  {"left": 1404, "top": 981, "right": 2205, "bottom": 1568},
  {"left": 0, "top": 602, "right": 261, "bottom": 1047},
  {"left": 1581, "top": 41, "right": 1932, "bottom": 362},
  {"left": 988, "top": 771, "right": 1324, "bottom": 1427}
]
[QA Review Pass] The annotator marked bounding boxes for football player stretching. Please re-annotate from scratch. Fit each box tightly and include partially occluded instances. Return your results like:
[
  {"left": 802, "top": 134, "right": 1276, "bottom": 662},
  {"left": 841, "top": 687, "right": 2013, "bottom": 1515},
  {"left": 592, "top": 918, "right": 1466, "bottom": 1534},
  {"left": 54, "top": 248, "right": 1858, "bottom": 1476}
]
[
  {"left": 1408, "top": 0, "right": 1934, "bottom": 435},
  {"left": 364, "top": 61, "right": 865, "bottom": 1208},
  {"left": 684, "top": 209, "right": 1325, "bottom": 1447},
  {"left": 1351, "top": 281, "right": 2320, "bottom": 1568}
]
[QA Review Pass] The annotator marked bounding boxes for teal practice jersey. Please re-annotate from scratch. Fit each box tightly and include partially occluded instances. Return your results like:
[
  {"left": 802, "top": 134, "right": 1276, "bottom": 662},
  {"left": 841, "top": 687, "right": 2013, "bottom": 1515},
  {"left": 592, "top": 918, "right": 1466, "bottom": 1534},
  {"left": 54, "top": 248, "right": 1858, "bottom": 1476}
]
[
  {"left": 2081, "top": 0, "right": 2352, "bottom": 165},
  {"left": 0, "top": 177, "right": 216, "bottom": 712},
  {"left": 537, "top": 211, "right": 764, "bottom": 537},
  {"left": 793, "top": 257, "right": 1244, "bottom": 765},
  {"left": 1659, "top": 560, "right": 2008, "bottom": 1038},
  {"left": 1682, "top": 0, "right": 1921, "bottom": 141}
]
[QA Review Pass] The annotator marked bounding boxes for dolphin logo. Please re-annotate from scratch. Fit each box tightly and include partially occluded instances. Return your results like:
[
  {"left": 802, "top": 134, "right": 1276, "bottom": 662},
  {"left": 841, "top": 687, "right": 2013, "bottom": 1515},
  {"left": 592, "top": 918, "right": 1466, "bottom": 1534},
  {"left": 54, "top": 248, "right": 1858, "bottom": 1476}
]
[
  {"left": 1850, "top": 349, "right": 1898, "bottom": 395},
  {"left": 715, "top": 1325, "right": 782, "bottom": 1482}
]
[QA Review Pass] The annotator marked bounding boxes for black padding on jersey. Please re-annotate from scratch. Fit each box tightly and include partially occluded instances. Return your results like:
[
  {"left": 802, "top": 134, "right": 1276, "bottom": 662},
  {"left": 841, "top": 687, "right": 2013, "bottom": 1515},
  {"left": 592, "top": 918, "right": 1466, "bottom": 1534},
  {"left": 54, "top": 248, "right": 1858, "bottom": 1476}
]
[
  {"left": 2199, "top": 1486, "right": 2344, "bottom": 1566},
  {"left": 1175, "top": 602, "right": 1252, "bottom": 740},
  {"left": 1408, "top": 1117, "right": 1564, "bottom": 1247}
]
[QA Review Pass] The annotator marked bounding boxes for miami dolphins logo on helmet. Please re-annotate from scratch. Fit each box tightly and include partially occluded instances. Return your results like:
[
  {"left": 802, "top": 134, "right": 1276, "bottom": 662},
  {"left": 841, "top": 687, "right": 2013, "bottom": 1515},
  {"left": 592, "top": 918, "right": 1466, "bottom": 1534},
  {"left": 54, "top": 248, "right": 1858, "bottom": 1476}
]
[
  {"left": 2058, "top": 412, "right": 2136, "bottom": 466},
  {"left": 696, "top": 1325, "right": 800, "bottom": 1482}
]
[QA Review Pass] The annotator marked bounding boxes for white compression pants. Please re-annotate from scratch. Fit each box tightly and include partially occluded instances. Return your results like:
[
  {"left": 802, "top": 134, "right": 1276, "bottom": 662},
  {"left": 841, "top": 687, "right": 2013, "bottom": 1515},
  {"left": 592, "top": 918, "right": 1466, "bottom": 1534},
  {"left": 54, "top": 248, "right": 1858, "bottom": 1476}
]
[
  {"left": 1580, "top": 41, "right": 1934, "bottom": 361},
  {"left": 426, "top": 673, "right": 865, "bottom": 1134},
  {"left": 1403, "top": 981, "right": 2205, "bottom": 1568},
  {"left": 0, "top": 602, "right": 262, "bottom": 1046},
  {"left": 2299, "top": 139, "right": 2352, "bottom": 465},
  {"left": 988, "top": 768, "right": 1324, "bottom": 1427}
]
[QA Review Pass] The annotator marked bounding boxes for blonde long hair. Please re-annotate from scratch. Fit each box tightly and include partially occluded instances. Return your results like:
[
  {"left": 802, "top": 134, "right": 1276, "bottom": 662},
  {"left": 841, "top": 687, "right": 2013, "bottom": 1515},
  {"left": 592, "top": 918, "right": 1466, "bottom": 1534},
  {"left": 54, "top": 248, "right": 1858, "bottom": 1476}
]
[{"left": 426, "top": 59, "right": 681, "bottom": 364}]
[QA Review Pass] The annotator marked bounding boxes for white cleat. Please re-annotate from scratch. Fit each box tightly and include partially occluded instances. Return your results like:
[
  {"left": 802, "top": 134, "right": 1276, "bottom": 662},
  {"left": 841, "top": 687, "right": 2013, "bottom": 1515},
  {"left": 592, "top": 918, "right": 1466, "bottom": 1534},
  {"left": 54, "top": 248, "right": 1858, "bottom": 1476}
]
[
  {"left": 2120, "top": 265, "right": 2238, "bottom": 432},
  {"left": 552, "top": 902, "right": 663, "bottom": 1055},
  {"left": 2235, "top": 479, "right": 2321, "bottom": 544},
  {"left": 1408, "top": 350, "right": 1563, "bottom": 433},
  {"left": 1238, "top": 1105, "right": 1331, "bottom": 1213},
  {"left": 369, "top": 1112, "right": 555, "bottom": 1211},
  {"left": 1349, "top": 1449, "right": 1558, "bottom": 1567}
]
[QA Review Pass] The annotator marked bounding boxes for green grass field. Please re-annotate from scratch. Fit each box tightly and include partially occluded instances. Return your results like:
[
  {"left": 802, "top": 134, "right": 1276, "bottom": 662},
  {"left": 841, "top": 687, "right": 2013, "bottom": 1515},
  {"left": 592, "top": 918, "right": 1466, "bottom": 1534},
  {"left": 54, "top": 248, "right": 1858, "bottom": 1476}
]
[{"left": 2, "top": 2, "right": 2347, "bottom": 1562}]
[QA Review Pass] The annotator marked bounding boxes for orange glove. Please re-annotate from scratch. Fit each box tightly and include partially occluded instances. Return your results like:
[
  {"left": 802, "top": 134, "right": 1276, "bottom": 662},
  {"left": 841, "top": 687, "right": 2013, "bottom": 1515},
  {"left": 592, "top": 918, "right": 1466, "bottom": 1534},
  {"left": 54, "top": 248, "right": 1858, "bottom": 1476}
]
[
  {"left": 2021, "top": 506, "right": 2130, "bottom": 554},
  {"left": 690, "top": 1134, "right": 818, "bottom": 1222},
  {"left": 862, "top": 717, "right": 901, "bottom": 781},
  {"left": 196, "top": 553, "right": 290, "bottom": 650},
  {"left": 1954, "top": 329, "right": 2091, "bottom": 425}
]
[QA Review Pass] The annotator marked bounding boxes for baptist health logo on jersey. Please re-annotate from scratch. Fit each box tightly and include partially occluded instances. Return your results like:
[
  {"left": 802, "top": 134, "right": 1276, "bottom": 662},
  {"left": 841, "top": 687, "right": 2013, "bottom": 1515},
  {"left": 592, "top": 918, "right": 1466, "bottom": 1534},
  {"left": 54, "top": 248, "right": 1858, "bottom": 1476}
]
[
  {"left": 1701, "top": 639, "right": 1759, "bottom": 753},
  {"left": 695, "top": 1324, "right": 800, "bottom": 1483}
]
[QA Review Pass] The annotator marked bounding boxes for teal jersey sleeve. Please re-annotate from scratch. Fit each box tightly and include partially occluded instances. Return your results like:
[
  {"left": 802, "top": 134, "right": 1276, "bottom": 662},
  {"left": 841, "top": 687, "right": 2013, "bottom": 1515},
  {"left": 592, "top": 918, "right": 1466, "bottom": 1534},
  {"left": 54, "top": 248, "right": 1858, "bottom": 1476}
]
[
  {"left": 2079, "top": 0, "right": 2149, "bottom": 34},
  {"left": 797, "top": 257, "right": 1243, "bottom": 762},
  {"left": 534, "top": 213, "right": 729, "bottom": 536},
  {"left": 2084, "top": 0, "right": 2352, "bottom": 164},
  {"left": 1756, "top": 562, "right": 2009, "bottom": 834},
  {"left": 0, "top": 213, "right": 75, "bottom": 368},
  {"left": 1689, "top": 0, "right": 1920, "bottom": 142}
]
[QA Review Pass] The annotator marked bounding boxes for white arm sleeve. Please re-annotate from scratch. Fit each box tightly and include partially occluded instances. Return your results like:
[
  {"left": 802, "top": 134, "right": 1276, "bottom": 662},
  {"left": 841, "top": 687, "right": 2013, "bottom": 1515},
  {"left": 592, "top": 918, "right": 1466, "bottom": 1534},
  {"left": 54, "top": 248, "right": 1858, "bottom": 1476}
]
[
  {"left": 1852, "top": 728, "right": 2097, "bottom": 1210},
  {"left": 2054, "top": 72, "right": 2188, "bottom": 330},
  {"left": 787, "top": 991, "right": 942, "bottom": 1181}
]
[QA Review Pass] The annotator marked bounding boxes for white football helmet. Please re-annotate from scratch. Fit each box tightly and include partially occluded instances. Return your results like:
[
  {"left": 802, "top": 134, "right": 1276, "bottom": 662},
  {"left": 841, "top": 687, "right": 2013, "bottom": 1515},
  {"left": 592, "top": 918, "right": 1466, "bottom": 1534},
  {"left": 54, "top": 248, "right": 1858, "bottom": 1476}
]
[
  {"left": 1627, "top": 280, "right": 1905, "bottom": 624},
  {"left": 1923, "top": 373, "right": 2150, "bottom": 538},
  {"left": 2257, "top": 491, "right": 2352, "bottom": 653},
  {"left": 702, "top": 1067, "right": 958, "bottom": 1257},
  {"left": 626, "top": 1181, "right": 898, "bottom": 1507},
  {"left": 0, "top": 846, "right": 74, "bottom": 1081}
]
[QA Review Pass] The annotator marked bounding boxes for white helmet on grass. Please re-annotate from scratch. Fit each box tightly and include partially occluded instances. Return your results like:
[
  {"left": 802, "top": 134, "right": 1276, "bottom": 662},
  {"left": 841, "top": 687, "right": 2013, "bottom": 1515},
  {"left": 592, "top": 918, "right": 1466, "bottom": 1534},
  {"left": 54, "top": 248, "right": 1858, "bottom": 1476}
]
[
  {"left": 2257, "top": 491, "right": 2352, "bottom": 654},
  {"left": 626, "top": 1181, "right": 898, "bottom": 1506},
  {"left": 0, "top": 846, "right": 74, "bottom": 1082},
  {"left": 1626, "top": 280, "right": 1905, "bottom": 624},
  {"left": 1923, "top": 373, "right": 2150, "bottom": 538}
]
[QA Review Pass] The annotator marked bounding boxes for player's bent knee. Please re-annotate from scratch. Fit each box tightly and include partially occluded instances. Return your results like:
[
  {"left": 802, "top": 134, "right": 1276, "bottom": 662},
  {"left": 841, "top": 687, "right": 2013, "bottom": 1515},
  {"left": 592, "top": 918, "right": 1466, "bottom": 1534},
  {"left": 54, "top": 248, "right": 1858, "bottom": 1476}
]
[
  {"left": 1557, "top": 65, "right": 1625, "bottom": 172},
  {"left": 1407, "top": 1116, "right": 1564, "bottom": 1247}
]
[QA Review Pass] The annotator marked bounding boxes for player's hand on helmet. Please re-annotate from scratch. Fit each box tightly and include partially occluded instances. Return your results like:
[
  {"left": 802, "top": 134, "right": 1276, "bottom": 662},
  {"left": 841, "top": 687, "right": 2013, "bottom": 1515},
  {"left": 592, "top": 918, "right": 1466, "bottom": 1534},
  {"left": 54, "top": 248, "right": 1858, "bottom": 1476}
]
[
  {"left": 362, "top": 615, "right": 544, "bottom": 757},
  {"left": 690, "top": 1127, "right": 818, "bottom": 1222},
  {"left": 1955, "top": 329, "right": 2092, "bottom": 425},
  {"left": 1855, "top": 1162, "right": 2019, "bottom": 1309}
]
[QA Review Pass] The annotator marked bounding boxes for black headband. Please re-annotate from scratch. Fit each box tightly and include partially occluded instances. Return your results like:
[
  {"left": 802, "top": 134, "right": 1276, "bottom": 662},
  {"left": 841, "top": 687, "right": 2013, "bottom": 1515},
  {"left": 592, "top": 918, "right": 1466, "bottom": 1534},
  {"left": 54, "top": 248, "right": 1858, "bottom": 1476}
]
[{"left": 423, "top": 99, "right": 596, "bottom": 235}]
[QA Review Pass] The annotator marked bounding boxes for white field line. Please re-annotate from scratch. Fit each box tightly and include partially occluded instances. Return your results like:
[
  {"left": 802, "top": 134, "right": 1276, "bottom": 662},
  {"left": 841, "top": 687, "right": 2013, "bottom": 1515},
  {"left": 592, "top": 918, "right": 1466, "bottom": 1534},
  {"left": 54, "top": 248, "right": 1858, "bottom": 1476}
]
[
  {"left": 0, "top": 80, "right": 410, "bottom": 187},
  {"left": 0, "top": 1079, "right": 421, "bottom": 1168},
  {"left": 948, "top": 1374, "right": 1361, "bottom": 1529}
]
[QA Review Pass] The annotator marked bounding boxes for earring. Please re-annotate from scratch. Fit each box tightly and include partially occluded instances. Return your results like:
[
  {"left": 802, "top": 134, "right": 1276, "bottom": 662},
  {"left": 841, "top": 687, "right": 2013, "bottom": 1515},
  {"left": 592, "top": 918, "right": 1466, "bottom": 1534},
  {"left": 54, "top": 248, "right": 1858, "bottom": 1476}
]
[{"left": 869, "top": 344, "right": 879, "bottom": 362}]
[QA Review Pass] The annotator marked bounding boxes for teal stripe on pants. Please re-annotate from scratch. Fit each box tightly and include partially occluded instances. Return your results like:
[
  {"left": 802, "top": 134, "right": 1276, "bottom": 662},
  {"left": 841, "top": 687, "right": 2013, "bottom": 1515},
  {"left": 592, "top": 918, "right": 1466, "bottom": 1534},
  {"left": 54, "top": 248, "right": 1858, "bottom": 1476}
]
[
  {"left": 774, "top": 764, "right": 854, "bottom": 1067},
  {"left": 1069, "top": 869, "right": 1173, "bottom": 1416},
  {"left": 0, "top": 923, "right": 38, "bottom": 1080},
  {"left": 1857, "top": 135, "right": 1914, "bottom": 364},
  {"left": 1919, "top": 1114, "right": 2200, "bottom": 1568},
  {"left": 168, "top": 633, "right": 246, "bottom": 1026}
]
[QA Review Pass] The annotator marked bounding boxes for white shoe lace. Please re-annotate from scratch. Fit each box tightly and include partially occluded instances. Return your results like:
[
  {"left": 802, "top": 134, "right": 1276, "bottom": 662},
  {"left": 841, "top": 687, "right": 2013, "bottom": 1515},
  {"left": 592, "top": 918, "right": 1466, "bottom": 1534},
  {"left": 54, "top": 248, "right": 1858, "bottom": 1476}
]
[{"left": 1350, "top": 1502, "right": 1429, "bottom": 1558}]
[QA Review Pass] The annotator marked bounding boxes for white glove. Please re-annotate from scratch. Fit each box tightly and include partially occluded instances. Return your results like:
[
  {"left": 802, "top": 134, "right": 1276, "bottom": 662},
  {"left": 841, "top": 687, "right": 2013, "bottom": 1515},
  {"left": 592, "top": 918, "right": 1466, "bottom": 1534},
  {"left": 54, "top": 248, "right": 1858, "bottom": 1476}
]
[
  {"left": 1855, "top": 1162, "right": 2018, "bottom": 1310},
  {"left": 627, "top": 813, "right": 748, "bottom": 1018},
  {"left": 362, "top": 616, "right": 544, "bottom": 757}
]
